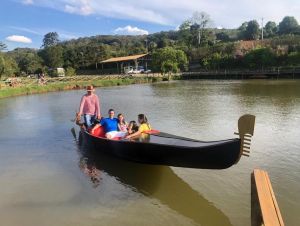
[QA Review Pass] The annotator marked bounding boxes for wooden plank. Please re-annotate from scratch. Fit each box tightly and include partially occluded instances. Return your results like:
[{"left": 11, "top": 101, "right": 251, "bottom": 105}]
[
  {"left": 252, "top": 169, "right": 284, "bottom": 226},
  {"left": 251, "top": 172, "right": 262, "bottom": 226},
  {"left": 263, "top": 171, "right": 285, "bottom": 226}
]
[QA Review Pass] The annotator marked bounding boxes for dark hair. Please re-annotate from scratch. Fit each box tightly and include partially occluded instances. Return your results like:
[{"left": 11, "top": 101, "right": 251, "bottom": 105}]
[
  {"left": 129, "top": 120, "right": 138, "bottom": 127},
  {"left": 117, "top": 113, "right": 125, "bottom": 123},
  {"left": 108, "top": 109, "right": 114, "bottom": 113},
  {"left": 138, "top": 114, "right": 148, "bottom": 124},
  {"left": 128, "top": 120, "right": 138, "bottom": 133}
]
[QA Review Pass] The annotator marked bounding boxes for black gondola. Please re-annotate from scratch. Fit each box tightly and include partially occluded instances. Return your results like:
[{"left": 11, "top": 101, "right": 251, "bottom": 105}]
[{"left": 77, "top": 114, "right": 255, "bottom": 169}]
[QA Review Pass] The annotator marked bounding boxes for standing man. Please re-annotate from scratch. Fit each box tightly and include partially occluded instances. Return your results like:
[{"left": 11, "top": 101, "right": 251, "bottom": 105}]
[{"left": 77, "top": 85, "right": 101, "bottom": 129}]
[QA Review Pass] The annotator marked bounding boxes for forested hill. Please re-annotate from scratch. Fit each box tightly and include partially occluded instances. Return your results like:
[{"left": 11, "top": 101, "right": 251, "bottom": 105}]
[{"left": 1, "top": 14, "right": 300, "bottom": 77}]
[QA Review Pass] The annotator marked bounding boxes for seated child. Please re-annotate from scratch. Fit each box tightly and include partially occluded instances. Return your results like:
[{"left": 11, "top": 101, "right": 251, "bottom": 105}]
[
  {"left": 125, "top": 114, "right": 151, "bottom": 139},
  {"left": 128, "top": 120, "right": 139, "bottom": 134},
  {"left": 117, "top": 113, "right": 128, "bottom": 132}
]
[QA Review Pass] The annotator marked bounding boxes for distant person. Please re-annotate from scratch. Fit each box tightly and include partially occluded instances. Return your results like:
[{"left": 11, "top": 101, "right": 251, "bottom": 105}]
[
  {"left": 127, "top": 120, "right": 139, "bottom": 134},
  {"left": 39, "top": 73, "right": 46, "bottom": 84},
  {"left": 77, "top": 85, "right": 101, "bottom": 129},
  {"left": 37, "top": 73, "right": 44, "bottom": 85},
  {"left": 125, "top": 114, "right": 151, "bottom": 139},
  {"left": 117, "top": 113, "right": 128, "bottom": 132},
  {"left": 92, "top": 109, "right": 126, "bottom": 139}
]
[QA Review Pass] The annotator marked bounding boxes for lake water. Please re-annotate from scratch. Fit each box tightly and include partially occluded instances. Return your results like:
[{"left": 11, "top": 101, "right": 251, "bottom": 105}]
[{"left": 0, "top": 80, "right": 299, "bottom": 226}]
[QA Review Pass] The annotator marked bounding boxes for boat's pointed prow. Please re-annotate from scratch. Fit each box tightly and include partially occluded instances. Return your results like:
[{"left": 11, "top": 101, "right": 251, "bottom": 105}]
[{"left": 234, "top": 114, "right": 256, "bottom": 162}]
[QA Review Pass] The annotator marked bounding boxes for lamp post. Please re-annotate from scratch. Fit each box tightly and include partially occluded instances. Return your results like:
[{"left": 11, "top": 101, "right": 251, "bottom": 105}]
[
  {"left": 145, "top": 39, "right": 148, "bottom": 53},
  {"left": 80, "top": 52, "right": 84, "bottom": 69},
  {"left": 261, "top": 17, "right": 264, "bottom": 40},
  {"left": 95, "top": 52, "right": 98, "bottom": 69}
]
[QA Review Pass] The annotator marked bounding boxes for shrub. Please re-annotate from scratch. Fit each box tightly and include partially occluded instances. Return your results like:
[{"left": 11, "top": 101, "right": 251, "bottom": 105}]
[{"left": 65, "top": 67, "right": 76, "bottom": 76}]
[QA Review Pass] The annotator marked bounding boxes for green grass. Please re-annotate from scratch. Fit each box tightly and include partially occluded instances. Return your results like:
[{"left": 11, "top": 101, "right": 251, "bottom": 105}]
[{"left": 0, "top": 76, "right": 159, "bottom": 99}]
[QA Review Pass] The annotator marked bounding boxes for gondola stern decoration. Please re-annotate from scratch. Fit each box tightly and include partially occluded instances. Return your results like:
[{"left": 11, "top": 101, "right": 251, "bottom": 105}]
[{"left": 234, "top": 114, "right": 256, "bottom": 163}]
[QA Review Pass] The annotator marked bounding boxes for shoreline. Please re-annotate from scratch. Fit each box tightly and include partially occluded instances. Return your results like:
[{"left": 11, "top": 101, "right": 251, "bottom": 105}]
[
  {"left": 0, "top": 75, "right": 169, "bottom": 99},
  {"left": 2, "top": 71, "right": 299, "bottom": 99}
]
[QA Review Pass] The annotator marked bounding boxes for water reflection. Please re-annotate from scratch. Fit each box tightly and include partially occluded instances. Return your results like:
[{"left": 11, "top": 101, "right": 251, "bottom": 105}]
[
  {"left": 76, "top": 141, "right": 233, "bottom": 226},
  {"left": 79, "top": 157, "right": 102, "bottom": 188},
  {"left": 233, "top": 80, "right": 300, "bottom": 131}
]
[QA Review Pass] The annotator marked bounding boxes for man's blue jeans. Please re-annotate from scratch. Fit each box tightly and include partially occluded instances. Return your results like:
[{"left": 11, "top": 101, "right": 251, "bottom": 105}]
[{"left": 84, "top": 114, "right": 96, "bottom": 128}]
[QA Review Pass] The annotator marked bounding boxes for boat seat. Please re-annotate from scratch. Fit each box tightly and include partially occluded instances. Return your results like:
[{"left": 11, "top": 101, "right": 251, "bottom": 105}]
[
  {"left": 91, "top": 126, "right": 105, "bottom": 138},
  {"left": 90, "top": 127, "right": 123, "bottom": 140}
]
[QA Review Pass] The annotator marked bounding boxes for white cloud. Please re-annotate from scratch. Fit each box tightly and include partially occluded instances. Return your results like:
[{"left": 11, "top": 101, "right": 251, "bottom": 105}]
[
  {"left": 20, "top": 0, "right": 300, "bottom": 28},
  {"left": 114, "top": 25, "right": 149, "bottom": 35},
  {"left": 22, "top": 0, "right": 34, "bottom": 5},
  {"left": 6, "top": 35, "right": 32, "bottom": 43},
  {"left": 64, "top": 0, "right": 94, "bottom": 16}
]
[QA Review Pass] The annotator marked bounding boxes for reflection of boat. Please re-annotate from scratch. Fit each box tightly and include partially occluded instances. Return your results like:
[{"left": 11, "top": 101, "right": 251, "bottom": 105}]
[
  {"left": 77, "top": 144, "right": 233, "bottom": 226},
  {"left": 79, "top": 114, "right": 255, "bottom": 169}
]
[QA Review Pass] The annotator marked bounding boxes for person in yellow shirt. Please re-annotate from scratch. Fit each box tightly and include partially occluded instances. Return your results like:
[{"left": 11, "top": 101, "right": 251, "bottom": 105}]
[{"left": 125, "top": 114, "right": 151, "bottom": 139}]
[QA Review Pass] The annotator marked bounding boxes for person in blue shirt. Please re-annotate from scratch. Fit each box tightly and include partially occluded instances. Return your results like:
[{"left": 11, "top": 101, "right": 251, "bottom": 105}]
[{"left": 91, "top": 109, "right": 126, "bottom": 139}]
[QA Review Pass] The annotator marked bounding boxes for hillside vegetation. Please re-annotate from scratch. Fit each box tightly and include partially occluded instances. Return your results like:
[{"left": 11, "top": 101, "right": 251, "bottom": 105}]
[{"left": 1, "top": 13, "right": 300, "bottom": 78}]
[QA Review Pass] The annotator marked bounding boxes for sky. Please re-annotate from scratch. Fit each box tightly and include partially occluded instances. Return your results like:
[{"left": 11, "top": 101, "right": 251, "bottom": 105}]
[{"left": 1, "top": 0, "right": 299, "bottom": 50}]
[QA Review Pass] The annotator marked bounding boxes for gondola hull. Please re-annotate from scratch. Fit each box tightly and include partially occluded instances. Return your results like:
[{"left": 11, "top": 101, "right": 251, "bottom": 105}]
[{"left": 80, "top": 130, "right": 242, "bottom": 169}]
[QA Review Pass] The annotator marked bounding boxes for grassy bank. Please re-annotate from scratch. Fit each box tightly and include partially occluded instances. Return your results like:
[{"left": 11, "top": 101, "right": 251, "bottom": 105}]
[{"left": 0, "top": 75, "right": 166, "bottom": 99}]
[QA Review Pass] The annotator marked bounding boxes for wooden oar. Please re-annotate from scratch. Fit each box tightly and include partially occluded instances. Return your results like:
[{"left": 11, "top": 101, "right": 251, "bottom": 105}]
[
  {"left": 143, "top": 129, "right": 160, "bottom": 135},
  {"left": 71, "top": 111, "right": 80, "bottom": 140},
  {"left": 71, "top": 110, "right": 78, "bottom": 122},
  {"left": 71, "top": 127, "right": 77, "bottom": 140}
]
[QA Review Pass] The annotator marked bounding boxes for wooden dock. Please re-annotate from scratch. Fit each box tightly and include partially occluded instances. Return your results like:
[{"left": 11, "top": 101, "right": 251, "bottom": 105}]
[
  {"left": 182, "top": 67, "right": 300, "bottom": 79},
  {"left": 251, "top": 169, "right": 285, "bottom": 226}
]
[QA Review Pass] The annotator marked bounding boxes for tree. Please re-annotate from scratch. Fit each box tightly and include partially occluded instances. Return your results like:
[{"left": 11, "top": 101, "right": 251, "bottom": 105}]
[
  {"left": 190, "top": 11, "right": 212, "bottom": 46},
  {"left": 18, "top": 52, "right": 43, "bottom": 74},
  {"left": 7, "top": 48, "right": 44, "bottom": 75},
  {"left": 8, "top": 48, "right": 43, "bottom": 74},
  {"left": 208, "top": 52, "right": 222, "bottom": 70},
  {"left": 176, "top": 49, "right": 189, "bottom": 71},
  {"left": 42, "top": 32, "right": 60, "bottom": 48},
  {"left": 0, "top": 42, "right": 7, "bottom": 51},
  {"left": 216, "top": 32, "right": 230, "bottom": 42},
  {"left": 264, "top": 21, "right": 278, "bottom": 38},
  {"left": 243, "top": 48, "right": 276, "bottom": 69},
  {"left": 148, "top": 41, "right": 157, "bottom": 52},
  {"left": 238, "top": 22, "right": 248, "bottom": 40},
  {"left": 63, "top": 47, "right": 79, "bottom": 69},
  {"left": 287, "top": 52, "right": 300, "bottom": 66},
  {"left": 0, "top": 54, "right": 18, "bottom": 78},
  {"left": 179, "top": 20, "right": 192, "bottom": 30},
  {"left": 3, "top": 56, "right": 18, "bottom": 76},
  {"left": 152, "top": 47, "right": 188, "bottom": 74},
  {"left": 41, "top": 45, "right": 64, "bottom": 68},
  {"left": 245, "top": 20, "right": 260, "bottom": 40},
  {"left": 0, "top": 54, "right": 5, "bottom": 77},
  {"left": 178, "top": 20, "right": 193, "bottom": 48},
  {"left": 156, "top": 33, "right": 169, "bottom": 48},
  {"left": 278, "top": 16, "right": 299, "bottom": 34},
  {"left": 65, "top": 67, "right": 76, "bottom": 76},
  {"left": 178, "top": 12, "right": 212, "bottom": 47}
]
